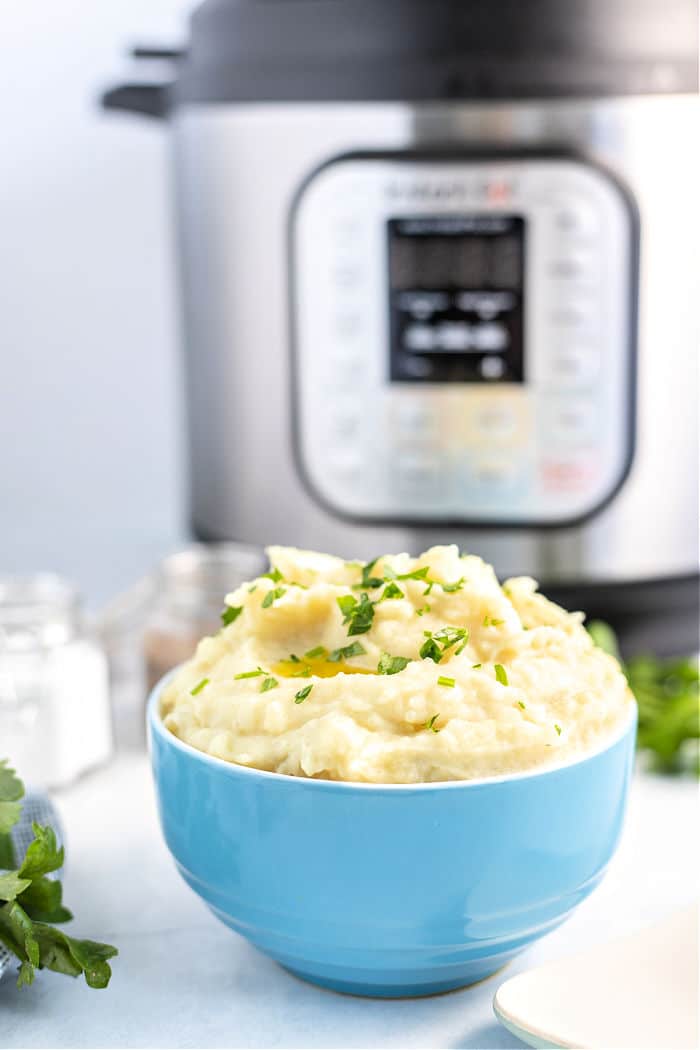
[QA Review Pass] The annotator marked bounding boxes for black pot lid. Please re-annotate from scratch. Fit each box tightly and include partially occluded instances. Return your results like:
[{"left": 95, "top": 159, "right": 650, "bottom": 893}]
[{"left": 105, "top": 0, "right": 698, "bottom": 115}]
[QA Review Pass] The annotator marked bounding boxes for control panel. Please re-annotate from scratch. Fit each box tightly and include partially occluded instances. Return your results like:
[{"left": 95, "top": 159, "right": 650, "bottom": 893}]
[{"left": 291, "top": 155, "right": 636, "bottom": 525}]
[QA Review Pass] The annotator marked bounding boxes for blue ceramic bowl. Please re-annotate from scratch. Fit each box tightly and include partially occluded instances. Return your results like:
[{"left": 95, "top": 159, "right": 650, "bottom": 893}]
[{"left": 148, "top": 681, "right": 636, "bottom": 998}]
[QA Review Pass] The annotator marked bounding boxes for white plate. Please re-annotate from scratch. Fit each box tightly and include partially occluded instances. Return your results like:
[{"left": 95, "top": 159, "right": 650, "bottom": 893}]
[{"left": 494, "top": 903, "right": 699, "bottom": 1049}]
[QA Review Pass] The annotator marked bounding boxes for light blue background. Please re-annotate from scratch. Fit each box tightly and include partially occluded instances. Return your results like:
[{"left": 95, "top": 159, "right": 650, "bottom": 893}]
[{"left": 0, "top": 1, "right": 192, "bottom": 606}]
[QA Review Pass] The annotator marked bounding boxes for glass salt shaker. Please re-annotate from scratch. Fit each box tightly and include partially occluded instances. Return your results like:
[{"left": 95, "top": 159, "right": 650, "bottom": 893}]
[
  {"left": 143, "top": 543, "right": 266, "bottom": 692},
  {"left": 0, "top": 575, "right": 112, "bottom": 789}
]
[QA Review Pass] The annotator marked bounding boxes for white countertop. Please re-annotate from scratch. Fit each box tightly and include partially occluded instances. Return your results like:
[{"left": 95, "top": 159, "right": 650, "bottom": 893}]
[{"left": 0, "top": 754, "right": 697, "bottom": 1050}]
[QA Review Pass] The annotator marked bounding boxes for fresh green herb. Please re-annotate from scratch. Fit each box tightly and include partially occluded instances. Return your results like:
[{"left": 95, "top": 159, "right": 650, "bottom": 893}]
[
  {"left": 262, "top": 567, "right": 284, "bottom": 583},
  {"left": 472, "top": 663, "right": 482, "bottom": 670},
  {"left": 483, "top": 615, "right": 505, "bottom": 627},
  {"left": 294, "top": 684, "right": 313, "bottom": 704},
  {"left": 337, "top": 594, "right": 357, "bottom": 618},
  {"left": 0, "top": 760, "right": 117, "bottom": 989},
  {"left": 424, "top": 714, "right": 441, "bottom": 733},
  {"left": 588, "top": 620, "right": 700, "bottom": 775},
  {"left": 337, "top": 591, "right": 375, "bottom": 636},
  {"left": 220, "top": 604, "right": 243, "bottom": 627},
  {"left": 288, "top": 654, "right": 301, "bottom": 663},
  {"left": 379, "top": 581, "right": 404, "bottom": 601},
  {"left": 517, "top": 700, "right": 526, "bottom": 710},
  {"left": 395, "top": 566, "right": 431, "bottom": 582},
  {"left": 358, "top": 557, "right": 384, "bottom": 590},
  {"left": 437, "top": 676, "right": 455, "bottom": 688},
  {"left": 378, "top": 653, "right": 410, "bottom": 675},
  {"left": 434, "top": 625, "right": 469, "bottom": 654},
  {"left": 234, "top": 667, "right": 266, "bottom": 680},
  {"left": 247, "top": 584, "right": 258, "bottom": 593},
  {"left": 304, "top": 645, "right": 328, "bottom": 660},
  {"left": 416, "top": 605, "right": 431, "bottom": 616},
  {"left": 260, "top": 677, "right": 278, "bottom": 693},
  {"left": 419, "top": 635, "right": 442, "bottom": 663},
  {"left": 419, "top": 625, "right": 468, "bottom": 663},
  {"left": 328, "top": 641, "right": 367, "bottom": 663},
  {"left": 494, "top": 664, "right": 509, "bottom": 686},
  {"left": 261, "top": 586, "right": 287, "bottom": 608},
  {"left": 554, "top": 723, "right": 562, "bottom": 736},
  {"left": 423, "top": 581, "right": 435, "bottom": 596},
  {"left": 190, "top": 678, "right": 209, "bottom": 695},
  {"left": 441, "top": 577, "right": 466, "bottom": 593}
]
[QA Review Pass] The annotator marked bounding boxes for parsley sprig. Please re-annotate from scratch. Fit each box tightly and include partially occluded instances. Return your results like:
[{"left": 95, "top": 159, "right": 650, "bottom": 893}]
[
  {"left": 355, "top": 559, "right": 466, "bottom": 598},
  {"left": 337, "top": 592, "right": 375, "bottom": 636},
  {"left": 378, "top": 653, "right": 410, "bottom": 676},
  {"left": 0, "top": 760, "right": 117, "bottom": 989},
  {"left": 588, "top": 620, "right": 700, "bottom": 775},
  {"left": 328, "top": 641, "right": 367, "bottom": 663},
  {"left": 420, "top": 626, "right": 469, "bottom": 663}
]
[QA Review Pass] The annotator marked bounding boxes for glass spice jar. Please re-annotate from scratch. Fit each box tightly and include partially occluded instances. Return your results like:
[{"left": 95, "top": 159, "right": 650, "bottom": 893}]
[{"left": 0, "top": 575, "right": 112, "bottom": 789}]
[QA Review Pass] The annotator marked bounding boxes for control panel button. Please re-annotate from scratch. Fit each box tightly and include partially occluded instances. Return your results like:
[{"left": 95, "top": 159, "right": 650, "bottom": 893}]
[
  {"left": 474, "top": 403, "right": 519, "bottom": 439},
  {"left": 394, "top": 453, "right": 443, "bottom": 494},
  {"left": 545, "top": 397, "right": 598, "bottom": 444},
  {"left": 391, "top": 400, "right": 439, "bottom": 439},
  {"left": 549, "top": 196, "right": 600, "bottom": 238},
  {"left": 334, "top": 311, "right": 362, "bottom": 338},
  {"left": 548, "top": 346, "right": 599, "bottom": 386},
  {"left": 548, "top": 254, "right": 598, "bottom": 282},
  {"left": 541, "top": 458, "right": 596, "bottom": 493},
  {"left": 404, "top": 324, "right": 437, "bottom": 351}
]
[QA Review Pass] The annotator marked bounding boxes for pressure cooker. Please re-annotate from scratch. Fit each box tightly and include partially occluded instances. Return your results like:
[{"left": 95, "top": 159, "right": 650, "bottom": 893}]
[{"left": 103, "top": 0, "right": 699, "bottom": 654}]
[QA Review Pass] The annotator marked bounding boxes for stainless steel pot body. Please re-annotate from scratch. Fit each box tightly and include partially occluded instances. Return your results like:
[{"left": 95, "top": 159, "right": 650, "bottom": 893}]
[{"left": 171, "top": 95, "right": 699, "bottom": 586}]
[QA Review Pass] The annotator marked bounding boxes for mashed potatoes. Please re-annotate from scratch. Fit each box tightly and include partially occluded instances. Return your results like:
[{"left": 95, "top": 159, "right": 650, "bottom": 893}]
[{"left": 161, "top": 545, "right": 634, "bottom": 783}]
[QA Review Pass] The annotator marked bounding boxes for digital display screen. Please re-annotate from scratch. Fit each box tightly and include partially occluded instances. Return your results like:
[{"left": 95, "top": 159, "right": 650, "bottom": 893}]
[{"left": 388, "top": 215, "right": 525, "bottom": 383}]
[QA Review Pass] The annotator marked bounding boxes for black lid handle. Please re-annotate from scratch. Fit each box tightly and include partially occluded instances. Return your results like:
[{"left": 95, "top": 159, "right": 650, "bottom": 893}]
[
  {"left": 101, "top": 44, "right": 184, "bottom": 119},
  {"left": 101, "top": 82, "right": 171, "bottom": 119}
]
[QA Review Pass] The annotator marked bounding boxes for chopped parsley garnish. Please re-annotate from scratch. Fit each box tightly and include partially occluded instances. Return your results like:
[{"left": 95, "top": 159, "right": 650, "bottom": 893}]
[
  {"left": 517, "top": 700, "right": 526, "bottom": 710},
  {"left": 423, "top": 581, "right": 435, "bottom": 596},
  {"left": 294, "top": 684, "right": 313, "bottom": 704},
  {"left": 337, "top": 591, "right": 375, "bottom": 636},
  {"left": 262, "top": 586, "right": 287, "bottom": 608},
  {"left": 358, "top": 557, "right": 384, "bottom": 589},
  {"left": 378, "top": 653, "right": 410, "bottom": 675},
  {"left": 421, "top": 626, "right": 469, "bottom": 662},
  {"left": 328, "top": 641, "right": 367, "bottom": 663},
  {"left": 304, "top": 645, "right": 328, "bottom": 660},
  {"left": 234, "top": 667, "right": 266, "bottom": 680},
  {"left": 379, "top": 581, "right": 404, "bottom": 601},
  {"left": 190, "top": 678, "right": 209, "bottom": 695},
  {"left": 554, "top": 723, "right": 562, "bottom": 736},
  {"left": 394, "top": 566, "right": 431, "bottom": 582},
  {"left": 441, "top": 577, "right": 465, "bottom": 593},
  {"left": 424, "top": 713, "right": 441, "bottom": 733},
  {"left": 260, "top": 677, "right": 278, "bottom": 692},
  {"left": 494, "top": 663, "right": 509, "bottom": 686},
  {"left": 419, "top": 635, "right": 442, "bottom": 663},
  {"left": 472, "top": 663, "right": 482, "bottom": 669},
  {"left": 483, "top": 615, "right": 505, "bottom": 627},
  {"left": 262, "top": 567, "right": 284, "bottom": 583},
  {"left": 437, "top": 676, "right": 455, "bottom": 688},
  {"left": 248, "top": 584, "right": 258, "bottom": 593},
  {"left": 416, "top": 604, "right": 431, "bottom": 616},
  {"left": 434, "top": 626, "right": 469, "bottom": 653},
  {"left": 221, "top": 604, "right": 243, "bottom": 627}
]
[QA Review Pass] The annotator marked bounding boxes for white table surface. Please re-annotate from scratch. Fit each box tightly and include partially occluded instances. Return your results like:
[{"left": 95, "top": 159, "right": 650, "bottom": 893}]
[{"left": 0, "top": 754, "right": 697, "bottom": 1050}]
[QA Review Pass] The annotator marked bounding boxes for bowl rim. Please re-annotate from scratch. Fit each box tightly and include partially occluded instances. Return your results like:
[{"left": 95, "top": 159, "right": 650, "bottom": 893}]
[{"left": 148, "top": 671, "right": 637, "bottom": 791}]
